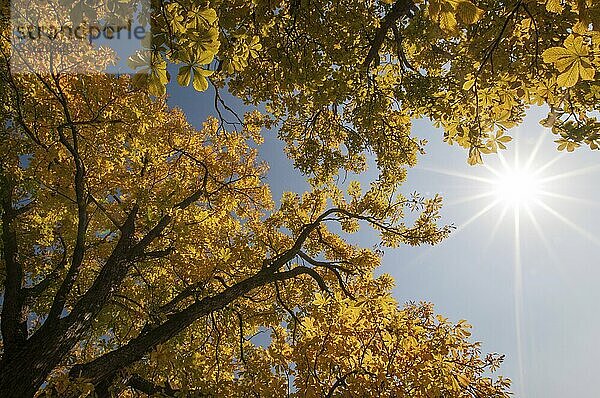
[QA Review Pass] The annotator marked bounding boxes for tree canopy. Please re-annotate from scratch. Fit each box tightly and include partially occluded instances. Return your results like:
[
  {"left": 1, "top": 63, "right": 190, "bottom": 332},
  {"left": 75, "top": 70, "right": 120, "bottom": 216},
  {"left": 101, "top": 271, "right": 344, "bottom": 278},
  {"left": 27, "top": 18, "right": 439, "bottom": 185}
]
[
  {"left": 3, "top": 0, "right": 600, "bottom": 396},
  {"left": 0, "top": 72, "right": 507, "bottom": 397},
  {"left": 138, "top": 0, "right": 600, "bottom": 176}
]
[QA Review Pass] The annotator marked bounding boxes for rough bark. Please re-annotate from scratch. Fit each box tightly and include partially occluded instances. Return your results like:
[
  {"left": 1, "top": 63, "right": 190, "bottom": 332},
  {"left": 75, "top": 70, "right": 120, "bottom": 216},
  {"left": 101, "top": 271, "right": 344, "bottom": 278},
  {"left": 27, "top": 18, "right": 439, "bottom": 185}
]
[{"left": 0, "top": 177, "right": 28, "bottom": 356}]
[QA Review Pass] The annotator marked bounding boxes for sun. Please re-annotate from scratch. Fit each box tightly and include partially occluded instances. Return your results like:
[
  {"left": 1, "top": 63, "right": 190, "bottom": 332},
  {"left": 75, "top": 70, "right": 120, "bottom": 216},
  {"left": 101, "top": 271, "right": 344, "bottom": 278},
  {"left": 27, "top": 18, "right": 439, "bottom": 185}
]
[
  {"left": 417, "top": 130, "right": 600, "bottom": 395},
  {"left": 493, "top": 167, "right": 541, "bottom": 207}
]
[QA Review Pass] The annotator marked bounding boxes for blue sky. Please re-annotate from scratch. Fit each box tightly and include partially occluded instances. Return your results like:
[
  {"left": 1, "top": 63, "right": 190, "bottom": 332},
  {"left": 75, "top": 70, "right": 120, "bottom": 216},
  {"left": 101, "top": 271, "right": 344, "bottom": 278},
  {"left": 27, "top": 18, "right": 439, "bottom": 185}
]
[{"left": 168, "top": 81, "right": 600, "bottom": 397}]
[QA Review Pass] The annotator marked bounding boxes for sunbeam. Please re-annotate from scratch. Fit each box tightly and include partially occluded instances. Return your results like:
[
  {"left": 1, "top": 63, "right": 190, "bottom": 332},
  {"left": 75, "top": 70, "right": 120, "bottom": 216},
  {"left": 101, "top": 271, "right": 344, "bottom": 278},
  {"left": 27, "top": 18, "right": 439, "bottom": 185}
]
[
  {"left": 524, "top": 131, "right": 547, "bottom": 170},
  {"left": 535, "top": 199, "right": 600, "bottom": 247},
  {"left": 482, "top": 203, "right": 509, "bottom": 252},
  {"left": 538, "top": 191, "right": 600, "bottom": 207},
  {"left": 539, "top": 164, "right": 600, "bottom": 184},
  {"left": 418, "top": 166, "right": 496, "bottom": 184},
  {"left": 513, "top": 207, "right": 525, "bottom": 396},
  {"left": 446, "top": 191, "right": 496, "bottom": 206},
  {"left": 454, "top": 199, "right": 502, "bottom": 234},
  {"left": 523, "top": 204, "right": 580, "bottom": 294},
  {"left": 417, "top": 132, "right": 598, "bottom": 398},
  {"left": 532, "top": 152, "right": 566, "bottom": 177},
  {"left": 483, "top": 163, "right": 503, "bottom": 178},
  {"left": 497, "top": 149, "right": 511, "bottom": 171},
  {"left": 523, "top": 205, "right": 560, "bottom": 266}
]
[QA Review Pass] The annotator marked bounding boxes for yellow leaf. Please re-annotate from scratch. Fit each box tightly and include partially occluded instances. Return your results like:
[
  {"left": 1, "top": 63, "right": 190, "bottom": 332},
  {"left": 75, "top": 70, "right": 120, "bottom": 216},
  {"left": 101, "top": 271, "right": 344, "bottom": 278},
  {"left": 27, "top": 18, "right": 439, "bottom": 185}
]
[
  {"left": 542, "top": 35, "right": 596, "bottom": 87},
  {"left": 192, "top": 67, "right": 211, "bottom": 91},
  {"left": 457, "top": 373, "right": 471, "bottom": 387},
  {"left": 467, "top": 147, "right": 482, "bottom": 165},
  {"left": 456, "top": 1, "right": 484, "bottom": 25},
  {"left": 439, "top": 11, "right": 458, "bottom": 33},
  {"left": 579, "top": 63, "right": 596, "bottom": 81},
  {"left": 462, "top": 78, "right": 475, "bottom": 91},
  {"left": 177, "top": 65, "right": 192, "bottom": 86},
  {"left": 545, "top": 0, "right": 563, "bottom": 13},
  {"left": 542, "top": 47, "right": 573, "bottom": 70},
  {"left": 557, "top": 64, "right": 582, "bottom": 87}
]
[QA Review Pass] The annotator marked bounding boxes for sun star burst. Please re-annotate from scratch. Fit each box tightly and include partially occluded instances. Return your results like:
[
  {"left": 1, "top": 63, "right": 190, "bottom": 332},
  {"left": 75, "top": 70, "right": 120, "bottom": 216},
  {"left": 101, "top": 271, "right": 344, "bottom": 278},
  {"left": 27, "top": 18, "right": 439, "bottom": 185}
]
[
  {"left": 492, "top": 167, "right": 541, "bottom": 207},
  {"left": 417, "top": 131, "right": 600, "bottom": 394}
]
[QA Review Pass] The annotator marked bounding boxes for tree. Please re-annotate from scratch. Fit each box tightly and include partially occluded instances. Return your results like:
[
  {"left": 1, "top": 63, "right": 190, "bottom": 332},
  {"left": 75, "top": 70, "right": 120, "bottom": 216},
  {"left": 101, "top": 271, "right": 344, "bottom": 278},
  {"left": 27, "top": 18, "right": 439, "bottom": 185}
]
[
  {"left": 11, "top": 0, "right": 595, "bottom": 395},
  {"left": 135, "top": 0, "right": 600, "bottom": 176},
  {"left": 0, "top": 70, "right": 511, "bottom": 397}
]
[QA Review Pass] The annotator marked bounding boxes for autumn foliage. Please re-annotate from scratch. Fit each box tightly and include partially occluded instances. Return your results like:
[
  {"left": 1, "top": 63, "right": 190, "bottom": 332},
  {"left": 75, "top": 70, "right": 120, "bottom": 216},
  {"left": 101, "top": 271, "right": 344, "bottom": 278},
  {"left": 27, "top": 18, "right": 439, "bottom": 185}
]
[{"left": 2, "top": 0, "right": 599, "bottom": 396}]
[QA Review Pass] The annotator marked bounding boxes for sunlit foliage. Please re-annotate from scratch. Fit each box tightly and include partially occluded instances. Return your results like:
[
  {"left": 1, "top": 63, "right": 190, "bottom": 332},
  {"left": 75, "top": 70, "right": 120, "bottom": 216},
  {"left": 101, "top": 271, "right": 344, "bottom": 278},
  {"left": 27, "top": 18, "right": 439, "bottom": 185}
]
[
  {"left": 9, "top": 0, "right": 600, "bottom": 395},
  {"left": 0, "top": 70, "right": 509, "bottom": 396},
  {"left": 133, "top": 0, "right": 600, "bottom": 173}
]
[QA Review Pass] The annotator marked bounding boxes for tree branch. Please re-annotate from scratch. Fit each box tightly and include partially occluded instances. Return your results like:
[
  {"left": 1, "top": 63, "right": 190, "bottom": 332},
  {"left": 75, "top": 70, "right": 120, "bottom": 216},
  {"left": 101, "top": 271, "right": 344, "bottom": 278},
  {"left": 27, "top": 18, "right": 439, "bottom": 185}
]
[
  {"left": 363, "top": 0, "right": 418, "bottom": 69},
  {"left": 325, "top": 370, "right": 360, "bottom": 398},
  {"left": 298, "top": 251, "right": 355, "bottom": 299},
  {"left": 21, "top": 236, "right": 68, "bottom": 304},
  {"left": 46, "top": 74, "right": 90, "bottom": 322},
  {"left": 67, "top": 207, "right": 343, "bottom": 384},
  {"left": 67, "top": 206, "right": 399, "bottom": 386},
  {"left": 0, "top": 175, "right": 27, "bottom": 353}
]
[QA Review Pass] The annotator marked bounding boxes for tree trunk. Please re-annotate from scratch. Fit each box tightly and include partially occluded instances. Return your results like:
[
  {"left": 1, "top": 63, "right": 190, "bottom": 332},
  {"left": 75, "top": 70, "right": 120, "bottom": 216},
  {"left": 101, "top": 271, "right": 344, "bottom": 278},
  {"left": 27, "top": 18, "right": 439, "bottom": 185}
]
[
  {"left": 0, "top": 343, "right": 59, "bottom": 397},
  {"left": 0, "top": 319, "right": 87, "bottom": 397}
]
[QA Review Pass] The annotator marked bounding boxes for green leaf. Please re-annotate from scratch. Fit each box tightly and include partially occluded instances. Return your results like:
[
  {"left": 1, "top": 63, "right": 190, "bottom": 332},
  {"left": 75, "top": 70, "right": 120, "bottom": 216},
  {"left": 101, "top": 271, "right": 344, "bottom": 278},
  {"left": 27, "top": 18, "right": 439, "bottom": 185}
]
[{"left": 177, "top": 65, "right": 192, "bottom": 86}]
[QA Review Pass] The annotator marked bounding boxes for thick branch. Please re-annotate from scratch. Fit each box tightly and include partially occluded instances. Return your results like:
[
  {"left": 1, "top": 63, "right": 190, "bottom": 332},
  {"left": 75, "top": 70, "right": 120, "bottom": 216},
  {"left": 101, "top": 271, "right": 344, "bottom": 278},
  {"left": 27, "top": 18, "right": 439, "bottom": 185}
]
[
  {"left": 127, "top": 375, "right": 178, "bottom": 396},
  {"left": 157, "top": 281, "right": 206, "bottom": 315},
  {"left": 70, "top": 267, "right": 279, "bottom": 382},
  {"left": 60, "top": 204, "right": 139, "bottom": 326},
  {"left": 25, "top": 167, "right": 211, "bottom": 390},
  {"left": 0, "top": 176, "right": 27, "bottom": 352},
  {"left": 298, "top": 251, "right": 354, "bottom": 299},
  {"left": 69, "top": 211, "right": 339, "bottom": 384},
  {"left": 46, "top": 77, "right": 89, "bottom": 322},
  {"left": 325, "top": 370, "right": 360, "bottom": 398},
  {"left": 363, "top": 0, "right": 417, "bottom": 69},
  {"left": 68, "top": 207, "right": 393, "bottom": 385}
]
